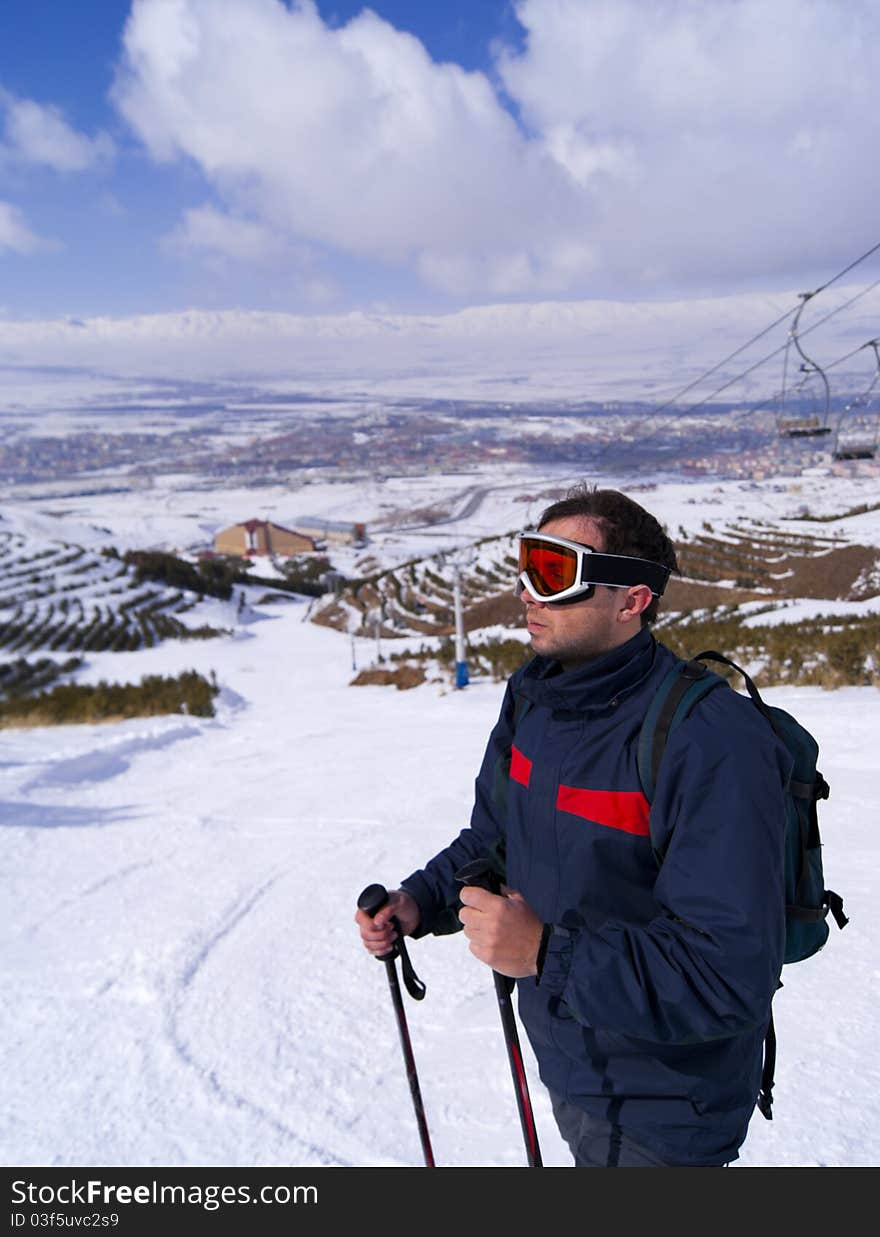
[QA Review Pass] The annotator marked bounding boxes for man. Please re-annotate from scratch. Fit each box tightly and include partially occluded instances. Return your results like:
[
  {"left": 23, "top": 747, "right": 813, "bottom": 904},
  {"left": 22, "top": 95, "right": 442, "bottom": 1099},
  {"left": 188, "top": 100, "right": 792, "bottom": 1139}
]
[{"left": 356, "top": 485, "right": 789, "bottom": 1167}]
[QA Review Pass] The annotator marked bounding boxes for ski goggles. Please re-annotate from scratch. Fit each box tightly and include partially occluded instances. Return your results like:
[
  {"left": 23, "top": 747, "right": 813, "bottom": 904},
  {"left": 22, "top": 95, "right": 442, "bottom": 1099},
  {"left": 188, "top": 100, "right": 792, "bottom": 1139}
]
[{"left": 516, "top": 530, "right": 671, "bottom": 605}]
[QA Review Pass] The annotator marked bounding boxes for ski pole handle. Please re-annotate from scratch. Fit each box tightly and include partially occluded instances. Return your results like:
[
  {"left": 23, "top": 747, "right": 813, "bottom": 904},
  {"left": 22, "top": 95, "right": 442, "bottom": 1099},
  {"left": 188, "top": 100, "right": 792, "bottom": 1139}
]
[
  {"left": 357, "top": 882, "right": 391, "bottom": 917},
  {"left": 455, "top": 856, "right": 502, "bottom": 895},
  {"left": 456, "top": 859, "right": 510, "bottom": 995},
  {"left": 357, "top": 882, "right": 397, "bottom": 962},
  {"left": 358, "top": 884, "right": 426, "bottom": 999}
]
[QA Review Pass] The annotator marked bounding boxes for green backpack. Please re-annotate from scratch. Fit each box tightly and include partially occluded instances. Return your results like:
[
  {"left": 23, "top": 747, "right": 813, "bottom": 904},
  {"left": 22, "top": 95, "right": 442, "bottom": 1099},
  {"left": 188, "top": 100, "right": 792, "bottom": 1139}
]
[{"left": 637, "top": 649, "right": 848, "bottom": 1118}]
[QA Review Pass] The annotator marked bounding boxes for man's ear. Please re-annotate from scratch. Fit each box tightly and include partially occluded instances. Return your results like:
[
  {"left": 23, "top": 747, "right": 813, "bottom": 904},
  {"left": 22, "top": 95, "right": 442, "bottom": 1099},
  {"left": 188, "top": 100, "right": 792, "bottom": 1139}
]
[{"left": 619, "top": 584, "right": 653, "bottom": 623}]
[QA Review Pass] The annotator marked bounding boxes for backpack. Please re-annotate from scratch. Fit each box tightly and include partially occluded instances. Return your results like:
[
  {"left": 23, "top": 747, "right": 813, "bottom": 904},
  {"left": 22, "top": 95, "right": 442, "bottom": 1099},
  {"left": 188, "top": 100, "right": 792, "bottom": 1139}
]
[{"left": 637, "top": 648, "right": 849, "bottom": 1119}]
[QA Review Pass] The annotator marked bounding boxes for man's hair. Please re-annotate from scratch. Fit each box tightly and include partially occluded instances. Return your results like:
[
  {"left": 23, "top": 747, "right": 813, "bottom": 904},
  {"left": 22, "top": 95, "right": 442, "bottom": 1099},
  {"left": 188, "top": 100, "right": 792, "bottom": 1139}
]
[{"left": 537, "top": 484, "right": 678, "bottom": 624}]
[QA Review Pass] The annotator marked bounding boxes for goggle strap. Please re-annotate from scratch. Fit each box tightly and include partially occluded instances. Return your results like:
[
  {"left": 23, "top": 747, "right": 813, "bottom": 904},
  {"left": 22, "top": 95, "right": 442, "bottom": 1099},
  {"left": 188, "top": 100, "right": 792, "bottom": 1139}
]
[{"left": 573, "top": 551, "right": 670, "bottom": 596}]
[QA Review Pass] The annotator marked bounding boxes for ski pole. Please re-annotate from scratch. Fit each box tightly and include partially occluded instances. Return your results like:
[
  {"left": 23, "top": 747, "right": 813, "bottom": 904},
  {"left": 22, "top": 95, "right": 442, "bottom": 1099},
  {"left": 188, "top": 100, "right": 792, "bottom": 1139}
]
[
  {"left": 455, "top": 858, "right": 543, "bottom": 1167},
  {"left": 357, "top": 883, "right": 435, "bottom": 1168}
]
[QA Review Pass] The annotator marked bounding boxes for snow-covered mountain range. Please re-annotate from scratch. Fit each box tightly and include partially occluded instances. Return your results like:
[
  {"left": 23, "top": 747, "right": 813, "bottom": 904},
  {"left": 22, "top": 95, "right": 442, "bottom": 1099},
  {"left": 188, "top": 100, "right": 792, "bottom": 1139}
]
[{"left": 4, "top": 282, "right": 880, "bottom": 402}]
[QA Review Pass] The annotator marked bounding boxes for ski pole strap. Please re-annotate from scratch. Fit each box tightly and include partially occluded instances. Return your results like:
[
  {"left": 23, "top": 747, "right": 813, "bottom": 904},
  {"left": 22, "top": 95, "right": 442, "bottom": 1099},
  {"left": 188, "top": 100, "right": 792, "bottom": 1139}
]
[
  {"left": 758, "top": 1011, "right": 777, "bottom": 1121},
  {"left": 357, "top": 883, "right": 427, "bottom": 1000},
  {"left": 394, "top": 928, "right": 426, "bottom": 1001},
  {"left": 825, "top": 889, "right": 849, "bottom": 930},
  {"left": 535, "top": 923, "right": 553, "bottom": 980}
]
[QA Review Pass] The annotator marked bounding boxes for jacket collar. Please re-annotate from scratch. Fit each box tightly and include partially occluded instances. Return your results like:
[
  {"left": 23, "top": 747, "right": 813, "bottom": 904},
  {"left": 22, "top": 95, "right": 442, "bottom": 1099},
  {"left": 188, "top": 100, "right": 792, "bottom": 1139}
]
[{"left": 516, "top": 626, "right": 659, "bottom": 714}]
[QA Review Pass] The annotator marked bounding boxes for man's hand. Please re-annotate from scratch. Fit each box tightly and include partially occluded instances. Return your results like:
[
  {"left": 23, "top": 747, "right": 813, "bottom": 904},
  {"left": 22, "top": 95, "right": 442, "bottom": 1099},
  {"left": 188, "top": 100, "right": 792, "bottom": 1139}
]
[
  {"left": 458, "top": 885, "right": 543, "bottom": 978},
  {"left": 355, "top": 888, "right": 421, "bottom": 957}
]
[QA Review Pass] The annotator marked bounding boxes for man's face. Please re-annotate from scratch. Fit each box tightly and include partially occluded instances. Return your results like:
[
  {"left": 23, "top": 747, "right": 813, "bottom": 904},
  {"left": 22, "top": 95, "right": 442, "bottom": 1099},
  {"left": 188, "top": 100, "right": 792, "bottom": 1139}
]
[{"left": 520, "top": 516, "right": 644, "bottom": 669}]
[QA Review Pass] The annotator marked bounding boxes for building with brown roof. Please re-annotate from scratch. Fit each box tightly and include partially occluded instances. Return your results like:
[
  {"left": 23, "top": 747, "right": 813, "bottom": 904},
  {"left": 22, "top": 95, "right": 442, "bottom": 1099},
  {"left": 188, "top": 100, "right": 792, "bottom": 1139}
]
[{"left": 214, "top": 519, "right": 317, "bottom": 558}]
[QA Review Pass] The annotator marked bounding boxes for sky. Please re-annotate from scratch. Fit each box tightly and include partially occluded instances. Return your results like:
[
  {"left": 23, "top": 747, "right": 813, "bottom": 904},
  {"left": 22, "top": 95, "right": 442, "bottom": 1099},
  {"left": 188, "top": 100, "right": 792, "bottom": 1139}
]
[{"left": 2, "top": 0, "right": 880, "bottom": 324}]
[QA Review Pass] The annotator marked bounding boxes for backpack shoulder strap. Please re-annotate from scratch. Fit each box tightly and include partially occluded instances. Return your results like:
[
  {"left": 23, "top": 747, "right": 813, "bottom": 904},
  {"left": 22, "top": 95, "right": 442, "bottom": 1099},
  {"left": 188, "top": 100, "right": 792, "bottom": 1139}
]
[{"left": 638, "top": 657, "right": 726, "bottom": 803}]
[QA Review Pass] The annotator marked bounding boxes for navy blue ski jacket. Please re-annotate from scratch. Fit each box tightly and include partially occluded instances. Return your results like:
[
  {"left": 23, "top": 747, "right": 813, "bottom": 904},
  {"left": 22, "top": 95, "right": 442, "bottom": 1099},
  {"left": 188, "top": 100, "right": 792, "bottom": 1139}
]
[{"left": 402, "top": 627, "right": 790, "bottom": 1166}]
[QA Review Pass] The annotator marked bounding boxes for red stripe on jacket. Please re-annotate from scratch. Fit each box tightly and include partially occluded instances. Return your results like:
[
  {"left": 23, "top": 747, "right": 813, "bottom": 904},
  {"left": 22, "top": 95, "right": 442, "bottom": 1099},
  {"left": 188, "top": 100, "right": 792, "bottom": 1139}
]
[
  {"left": 510, "top": 746, "right": 532, "bottom": 787},
  {"left": 556, "top": 785, "right": 650, "bottom": 836}
]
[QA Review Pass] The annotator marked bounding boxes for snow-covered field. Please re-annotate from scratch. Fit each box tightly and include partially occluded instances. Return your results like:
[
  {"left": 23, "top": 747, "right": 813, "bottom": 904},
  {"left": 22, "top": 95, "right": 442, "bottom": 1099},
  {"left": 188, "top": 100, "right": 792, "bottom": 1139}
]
[{"left": 1, "top": 472, "right": 878, "bottom": 1168}]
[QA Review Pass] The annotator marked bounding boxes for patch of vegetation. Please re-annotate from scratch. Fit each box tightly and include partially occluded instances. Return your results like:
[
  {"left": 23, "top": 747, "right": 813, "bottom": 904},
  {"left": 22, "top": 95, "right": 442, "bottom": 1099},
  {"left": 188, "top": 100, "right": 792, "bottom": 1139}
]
[
  {"left": 0, "top": 533, "right": 234, "bottom": 658},
  {"left": 382, "top": 635, "right": 532, "bottom": 685},
  {"left": 787, "top": 501, "right": 880, "bottom": 523},
  {"left": 277, "top": 554, "right": 334, "bottom": 596},
  {"left": 0, "top": 669, "right": 220, "bottom": 727},
  {"left": 432, "top": 635, "right": 532, "bottom": 681},
  {"left": 245, "top": 554, "right": 338, "bottom": 597},
  {"left": 0, "top": 657, "right": 82, "bottom": 698},
  {"left": 124, "top": 550, "right": 245, "bottom": 601},
  {"left": 657, "top": 609, "right": 880, "bottom": 688},
  {"left": 350, "top": 665, "right": 426, "bottom": 690}
]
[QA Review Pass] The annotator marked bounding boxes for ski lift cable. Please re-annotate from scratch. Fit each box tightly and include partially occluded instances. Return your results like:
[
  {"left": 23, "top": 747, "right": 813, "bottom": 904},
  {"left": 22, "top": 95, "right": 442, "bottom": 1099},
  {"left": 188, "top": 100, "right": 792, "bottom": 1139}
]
[
  {"left": 590, "top": 323, "right": 798, "bottom": 460},
  {"left": 813, "top": 237, "right": 880, "bottom": 295},
  {"left": 728, "top": 338, "right": 877, "bottom": 433},
  {"left": 634, "top": 302, "right": 798, "bottom": 416},
  {"left": 731, "top": 283, "right": 880, "bottom": 425},
  {"left": 643, "top": 273, "right": 880, "bottom": 439},
  {"left": 613, "top": 238, "right": 880, "bottom": 422},
  {"left": 692, "top": 275, "right": 880, "bottom": 420},
  {"left": 825, "top": 338, "right": 880, "bottom": 375},
  {"left": 586, "top": 243, "right": 880, "bottom": 463},
  {"left": 613, "top": 331, "right": 803, "bottom": 449}
]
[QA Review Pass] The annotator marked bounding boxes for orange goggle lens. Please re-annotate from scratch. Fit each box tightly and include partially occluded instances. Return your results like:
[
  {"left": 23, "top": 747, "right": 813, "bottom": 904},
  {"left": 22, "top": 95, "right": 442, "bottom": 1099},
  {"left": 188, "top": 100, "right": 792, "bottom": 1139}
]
[{"left": 518, "top": 539, "right": 580, "bottom": 597}]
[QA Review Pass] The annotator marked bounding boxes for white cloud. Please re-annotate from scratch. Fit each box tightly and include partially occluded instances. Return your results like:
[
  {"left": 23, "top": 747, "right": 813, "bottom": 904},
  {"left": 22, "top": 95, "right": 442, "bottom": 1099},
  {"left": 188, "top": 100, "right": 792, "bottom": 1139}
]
[
  {"left": 163, "top": 201, "right": 342, "bottom": 303},
  {"left": 0, "top": 200, "right": 51, "bottom": 254},
  {"left": 113, "top": 0, "right": 584, "bottom": 296},
  {"left": 1, "top": 92, "right": 114, "bottom": 172},
  {"left": 498, "top": 0, "right": 880, "bottom": 288},
  {"left": 112, "top": 0, "right": 880, "bottom": 302},
  {"left": 165, "top": 204, "right": 294, "bottom": 262}
]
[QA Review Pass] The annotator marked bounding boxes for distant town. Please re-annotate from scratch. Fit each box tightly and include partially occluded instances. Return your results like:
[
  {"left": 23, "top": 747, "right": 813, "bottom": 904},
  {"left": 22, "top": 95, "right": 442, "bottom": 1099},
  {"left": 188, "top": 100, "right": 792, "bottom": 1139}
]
[{"left": 1, "top": 391, "right": 877, "bottom": 493}]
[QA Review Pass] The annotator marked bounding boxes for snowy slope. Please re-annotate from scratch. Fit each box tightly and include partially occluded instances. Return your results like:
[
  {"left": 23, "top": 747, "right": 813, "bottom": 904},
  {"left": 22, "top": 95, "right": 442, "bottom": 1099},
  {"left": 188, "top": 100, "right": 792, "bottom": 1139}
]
[{"left": 1, "top": 582, "right": 876, "bottom": 1168}]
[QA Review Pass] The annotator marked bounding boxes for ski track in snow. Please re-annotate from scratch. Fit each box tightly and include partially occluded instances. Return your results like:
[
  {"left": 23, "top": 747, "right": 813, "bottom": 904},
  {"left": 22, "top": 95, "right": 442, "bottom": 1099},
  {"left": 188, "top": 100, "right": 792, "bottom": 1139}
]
[
  {"left": 165, "top": 871, "right": 351, "bottom": 1167},
  {"left": 20, "top": 859, "right": 161, "bottom": 936},
  {"left": 161, "top": 846, "right": 407, "bottom": 1167},
  {"left": 23, "top": 726, "right": 204, "bottom": 791},
  {"left": 0, "top": 799, "right": 136, "bottom": 829}
]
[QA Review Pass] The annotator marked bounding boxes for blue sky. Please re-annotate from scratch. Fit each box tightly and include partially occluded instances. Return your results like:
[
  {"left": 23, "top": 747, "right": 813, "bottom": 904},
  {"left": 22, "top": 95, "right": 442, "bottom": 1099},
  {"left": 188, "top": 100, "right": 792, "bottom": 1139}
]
[{"left": 2, "top": 0, "right": 880, "bottom": 321}]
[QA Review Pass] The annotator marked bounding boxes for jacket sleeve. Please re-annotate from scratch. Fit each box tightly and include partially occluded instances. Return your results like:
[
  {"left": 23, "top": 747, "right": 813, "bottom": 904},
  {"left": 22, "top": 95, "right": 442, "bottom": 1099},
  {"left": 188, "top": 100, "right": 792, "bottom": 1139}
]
[
  {"left": 538, "top": 691, "right": 790, "bottom": 1044},
  {"left": 400, "top": 678, "right": 517, "bottom": 937}
]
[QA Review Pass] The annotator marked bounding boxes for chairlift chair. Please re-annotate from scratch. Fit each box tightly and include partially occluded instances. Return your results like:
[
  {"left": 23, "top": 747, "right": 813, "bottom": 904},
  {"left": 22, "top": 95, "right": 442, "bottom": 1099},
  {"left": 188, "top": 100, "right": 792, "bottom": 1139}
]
[
  {"left": 833, "top": 434, "right": 876, "bottom": 461},
  {"left": 777, "top": 414, "right": 832, "bottom": 438},
  {"left": 832, "top": 339, "right": 880, "bottom": 461}
]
